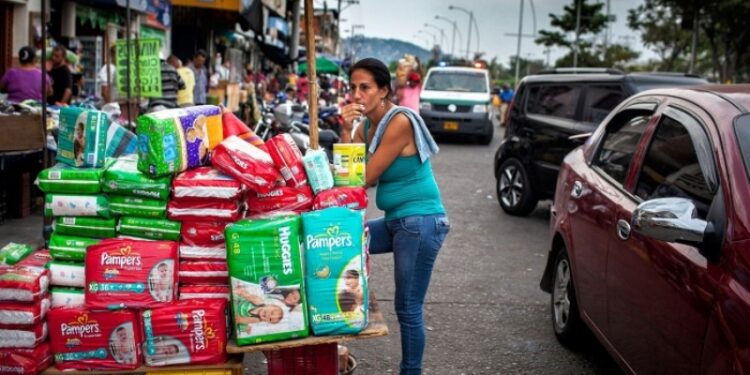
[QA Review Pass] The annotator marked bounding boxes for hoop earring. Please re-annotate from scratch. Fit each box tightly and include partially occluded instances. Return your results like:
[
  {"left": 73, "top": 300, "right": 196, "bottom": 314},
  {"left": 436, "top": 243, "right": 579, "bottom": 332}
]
[{"left": 380, "top": 98, "right": 385, "bottom": 109}]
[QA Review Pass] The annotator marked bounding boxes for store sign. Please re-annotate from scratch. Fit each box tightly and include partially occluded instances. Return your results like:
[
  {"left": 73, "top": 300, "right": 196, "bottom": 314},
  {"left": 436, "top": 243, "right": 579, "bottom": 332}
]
[
  {"left": 172, "top": 0, "right": 240, "bottom": 11},
  {"left": 115, "top": 38, "right": 162, "bottom": 98},
  {"left": 261, "top": 0, "right": 285, "bottom": 16}
]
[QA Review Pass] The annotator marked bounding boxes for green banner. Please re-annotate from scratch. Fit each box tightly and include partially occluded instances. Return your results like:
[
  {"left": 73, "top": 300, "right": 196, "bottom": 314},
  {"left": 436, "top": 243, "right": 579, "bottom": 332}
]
[{"left": 115, "top": 38, "right": 162, "bottom": 98}]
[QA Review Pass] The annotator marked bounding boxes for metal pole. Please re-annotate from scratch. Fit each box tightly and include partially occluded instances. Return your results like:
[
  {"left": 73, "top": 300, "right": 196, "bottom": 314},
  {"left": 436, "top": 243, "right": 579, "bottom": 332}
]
[
  {"left": 514, "top": 0, "right": 524, "bottom": 87},
  {"left": 465, "top": 14, "right": 471, "bottom": 59},
  {"left": 290, "top": 0, "right": 301, "bottom": 71},
  {"left": 573, "top": 0, "right": 581, "bottom": 68},
  {"left": 471, "top": 12, "right": 479, "bottom": 55},
  {"left": 688, "top": 10, "right": 698, "bottom": 74},
  {"left": 126, "top": 0, "right": 132, "bottom": 125},
  {"left": 435, "top": 16, "right": 457, "bottom": 57}
]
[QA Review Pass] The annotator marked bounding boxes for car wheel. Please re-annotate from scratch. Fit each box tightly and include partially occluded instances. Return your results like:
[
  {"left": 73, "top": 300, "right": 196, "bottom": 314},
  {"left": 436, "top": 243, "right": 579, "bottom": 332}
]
[
  {"left": 478, "top": 124, "right": 494, "bottom": 145},
  {"left": 552, "top": 248, "right": 586, "bottom": 348},
  {"left": 496, "top": 158, "right": 537, "bottom": 216}
]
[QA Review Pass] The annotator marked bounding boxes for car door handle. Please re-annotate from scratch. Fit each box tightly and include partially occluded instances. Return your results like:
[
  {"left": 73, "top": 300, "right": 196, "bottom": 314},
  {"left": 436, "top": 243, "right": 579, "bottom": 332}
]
[
  {"left": 571, "top": 181, "right": 584, "bottom": 199},
  {"left": 616, "top": 219, "right": 631, "bottom": 240}
]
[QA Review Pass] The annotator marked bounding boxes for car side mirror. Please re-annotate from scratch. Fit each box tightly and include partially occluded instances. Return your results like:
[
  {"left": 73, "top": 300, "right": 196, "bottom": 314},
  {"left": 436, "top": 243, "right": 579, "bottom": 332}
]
[{"left": 631, "top": 197, "right": 709, "bottom": 246}]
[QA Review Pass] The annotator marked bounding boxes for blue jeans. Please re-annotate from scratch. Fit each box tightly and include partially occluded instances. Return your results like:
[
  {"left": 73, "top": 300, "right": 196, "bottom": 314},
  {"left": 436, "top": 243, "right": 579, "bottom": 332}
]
[{"left": 368, "top": 214, "right": 450, "bottom": 375}]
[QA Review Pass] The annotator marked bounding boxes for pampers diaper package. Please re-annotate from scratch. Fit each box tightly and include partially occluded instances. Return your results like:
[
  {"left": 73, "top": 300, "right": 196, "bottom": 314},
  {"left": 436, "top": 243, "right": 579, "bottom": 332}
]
[
  {"left": 225, "top": 215, "right": 309, "bottom": 345},
  {"left": 137, "top": 105, "right": 223, "bottom": 177},
  {"left": 47, "top": 308, "right": 142, "bottom": 371},
  {"left": 57, "top": 107, "right": 109, "bottom": 168},
  {"left": 85, "top": 239, "right": 178, "bottom": 309},
  {"left": 141, "top": 300, "right": 228, "bottom": 366},
  {"left": 302, "top": 207, "right": 368, "bottom": 335}
]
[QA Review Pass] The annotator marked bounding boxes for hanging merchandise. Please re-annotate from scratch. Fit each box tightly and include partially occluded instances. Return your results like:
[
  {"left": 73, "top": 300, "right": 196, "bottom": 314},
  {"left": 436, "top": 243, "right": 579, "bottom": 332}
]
[
  {"left": 44, "top": 194, "right": 111, "bottom": 218},
  {"left": 301, "top": 207, "right": 368, "bottom": 336},
  {"left": 117, "top": 217, "right": 181, "bottom": 241},
  {"left": 211, "top": 136, "right": 281, "bottom": 194},
  {"left": 246, "top": 185, "right": 314, "bottom": 215},
  {"left": 141, "top": 300, "right": 228, "bottom": 366},
  {"left": 103, "top": 155, "right": 172, "bottom": 200},
  {"left": 56, "top": 107, "right": 109, "bottom": 168},
  {"left": 48, "top": 233, "right": 100, "bottom": 261},
  {"left": 267, "top": 134, "right": 308, "bottom": 188},
  {"left": 172, "top": 167, "right": 244, "bottom": 200},
  {"left": 110, "top": 195, "right": 168, "bottom": 218},
  {"left": 53, "top": 217, "right": 118, "bottom": 239},
  {"left": 37, "top": 164, "right": 105, "bottom": 194},
  {"left": 85, "top": 239, "right": 178, "bottom": 309},
  {"left": 47, "top": 308, "right": 142, "bottom": 370},
  {"left": 312, "top": 187, "right": 368, "bottom": 211},
  {"left": 225, "top": 215, "right": 309, "bottom": 345},
  {"left": 136, "top": 106, "right": 223, "bottom": 177}
]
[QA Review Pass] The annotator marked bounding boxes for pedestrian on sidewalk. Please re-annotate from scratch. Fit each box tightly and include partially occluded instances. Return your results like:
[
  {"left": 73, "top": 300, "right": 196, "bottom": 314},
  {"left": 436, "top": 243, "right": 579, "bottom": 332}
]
[
  {"left": 339, "top": 57, "right": 451, "bottom": 375},
  {"left": 189, "top": 49, "right": 208, "bottom": 105},
  {"left": 47, "top": 45, "right": 73, "bottom": 105}
]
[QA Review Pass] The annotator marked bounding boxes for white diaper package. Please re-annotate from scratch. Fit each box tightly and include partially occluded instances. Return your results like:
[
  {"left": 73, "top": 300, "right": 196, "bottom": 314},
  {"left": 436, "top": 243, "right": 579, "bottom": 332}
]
[{"left": 49, "top": 261, "right": 86, "bottom": 288}]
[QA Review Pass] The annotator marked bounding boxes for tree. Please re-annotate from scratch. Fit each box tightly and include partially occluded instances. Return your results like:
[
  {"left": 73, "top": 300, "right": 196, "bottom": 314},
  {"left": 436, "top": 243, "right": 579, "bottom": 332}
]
[
  {"left": 627, "top": 0, "right": 693, "bottom": 71},
  {"left": 536, "top": 0, "right": 639, "bottom": 68}
]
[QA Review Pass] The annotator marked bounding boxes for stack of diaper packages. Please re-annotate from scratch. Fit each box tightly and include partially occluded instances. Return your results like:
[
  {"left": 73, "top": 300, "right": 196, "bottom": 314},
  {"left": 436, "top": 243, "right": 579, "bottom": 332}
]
[
  {"left": 103, "top": 154, "right": 181, "bottom": 242},
  {"left": 37, "top": 162, "right": 113, "bottom": 308},
  {"left": 0, "top": 248, "right": 53, "bottom": 374},
  {"left": 225, "top": 215, "right": 309, "bottom": 345}
]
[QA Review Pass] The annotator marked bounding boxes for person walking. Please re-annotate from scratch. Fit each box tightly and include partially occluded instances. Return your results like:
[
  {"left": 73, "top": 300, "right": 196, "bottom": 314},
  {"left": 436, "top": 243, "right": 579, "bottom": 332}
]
[
  {"left": 0, "top": 46, "right": 51, "bottom": 103},
  {"left": 499, "top": 83, "right": 514, "bottom": 125},
  {"left": 97, "top": 46, "right": 118, "bottom": 103},
  {"left": 339, "top": 58, "right": 450, "bottom": 375},
  {"left": 47, "top": 45, "right": 73, "bottom": 105},
  {"left": 189, "top": 49, "right": 208, "bottom": 105}
]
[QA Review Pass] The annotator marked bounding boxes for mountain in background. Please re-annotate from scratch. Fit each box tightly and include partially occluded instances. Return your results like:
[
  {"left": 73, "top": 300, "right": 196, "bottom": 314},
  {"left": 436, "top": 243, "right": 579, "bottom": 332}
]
[{"left": 342, "top": 36, "right": 433, "bottom": 65}]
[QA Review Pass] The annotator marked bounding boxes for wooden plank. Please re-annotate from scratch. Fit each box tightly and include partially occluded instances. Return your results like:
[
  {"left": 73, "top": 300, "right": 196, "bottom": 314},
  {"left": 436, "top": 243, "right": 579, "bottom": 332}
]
[
  {"left": 41, "top": 356, "right": 244, "bottom": 375},
  {"left": 303, "top": 0, "right": 319, "bottom": 149},
  {"left": 226, "top": 291, "right": 389, "bottom": 354}
]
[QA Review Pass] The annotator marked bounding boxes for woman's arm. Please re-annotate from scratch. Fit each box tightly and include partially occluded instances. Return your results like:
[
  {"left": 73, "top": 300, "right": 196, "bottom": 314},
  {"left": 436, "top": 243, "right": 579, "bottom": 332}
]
[
  {"left": 236, "top": 289, "right": 265, "bottom": 305},
  {"left": 364, "top": 113, "right": 413, "bottom": 187}
]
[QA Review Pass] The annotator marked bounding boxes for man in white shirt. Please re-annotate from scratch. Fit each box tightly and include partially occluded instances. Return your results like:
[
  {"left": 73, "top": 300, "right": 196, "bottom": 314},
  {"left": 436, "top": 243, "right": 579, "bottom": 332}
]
[{"left": 98, "top": 46, "right": 117, "bottom": 103}]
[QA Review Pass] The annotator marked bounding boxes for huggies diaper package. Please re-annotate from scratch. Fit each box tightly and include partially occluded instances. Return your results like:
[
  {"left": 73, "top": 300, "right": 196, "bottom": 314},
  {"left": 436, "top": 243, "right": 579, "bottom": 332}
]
[
  {"left": 47, "top": 308, "right": 142, "bottom": 370},
  {"left": 49, "top": 233, "right": 100, "bottom": 261},
  {"left": 0, "top": 322, "right": 47, "bottom": 348},
  {"left": 37, "top": 163, "right": 105, "bottom": 194},
  {"left": 246, "top": 185, "right": 314, "bottom": 215},
  {"left": 211, "top": 136, "right": 281, "bottom": 194},
  {"left": 137, "top": 105, "right": 223, "bottom": 177},
  {"left": 49, "top": 261, "right": 86, "bottom": 288},
  {"left": 0, "top": 243, "right": 33, "bottom": 266},
  {"left": 141, "top": 300, "right": 228, "bottom": 366},
  {"left": 57, "top": 107, "right": 109, "bottom": 168},
  {"left": 85, "top": 239, "right": 178, "bottom": 309},
  {"left": 0, "top": 342, "right": 51, "bottom": 375},
  {"left": 103, "top": 155, "right": 172, "bottom": 200},
  {"left": 266, "top": 134, "right": 308, "bottom": 188},
  {"left": 44, "top": 194, "right": 111, "bottom": 218},
  {"left": 50, "top": 287, "right": 85, "bottom": 308},
  {"left": 312, "top": 187, "right": 368, "bottom": 211},
  {"left": 225, "top": 215, "right": 309, "bottom": 345},
  {"left": 0, "top": 298, "right": 49, "bottom": 328},
  {"left": 54, "top": 217, "right": 118, "bottom": 239},
  {"left": 110, "top": 195, "right": 168, "bottom": 218},
  {"left": 173, "top": 167, "right": 244, "bottom": 200},
  {"left": 179, "top": 285, "right": 230, "bottom": 301},
  {"left": 302, "top": 207, "right": 368, "bottom": 335},
  {"left": 118, "top": 217, "right": 182, "bottom": 241}
]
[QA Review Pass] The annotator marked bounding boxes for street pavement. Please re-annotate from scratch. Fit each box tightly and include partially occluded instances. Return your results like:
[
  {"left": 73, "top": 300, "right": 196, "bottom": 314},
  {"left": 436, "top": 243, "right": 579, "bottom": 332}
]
[{"left": 344, "top": 126, "right": 624, "bottom": 374}]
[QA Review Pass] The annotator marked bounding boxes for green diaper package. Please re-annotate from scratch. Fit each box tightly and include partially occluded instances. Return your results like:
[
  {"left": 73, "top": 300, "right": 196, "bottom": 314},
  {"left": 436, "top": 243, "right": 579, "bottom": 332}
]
[
  {"left": 0, "top": 242, "right": 33, "bottom": 265},
  {"left": 49, "top": 233, "right": 100, "bottom": 261},
  {"left": 54, "top": 217, "right": 117, "bottom": 238},
  {"left": 301, "top": 207, "right": 367, "bottom": 335},
  {"left": 56, "top": 106, "right": 109, "bottom": 167},
  {"left": 110, "top": 195, "right": 167, "bottom": 218},
  {"left": 118, "top": 216, "right": 181, "bottom": 241},
  {"left": 102, "top": 155, "right": 171, "bottom": 200},
  {"left": 44, "top": 194, "right": 111, "bottom": 218},
  {"left": 225, "top": 215, "right": 309, "bottom": 345},
  {"left": 37, "top": 163, "right": 105, "bottom": 194}
]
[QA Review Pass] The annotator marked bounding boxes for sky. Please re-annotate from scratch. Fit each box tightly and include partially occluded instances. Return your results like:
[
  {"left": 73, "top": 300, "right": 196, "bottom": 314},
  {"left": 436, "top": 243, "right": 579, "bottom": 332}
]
[{"left": 332, "top": 0, "right": 652, "bottom": 67}]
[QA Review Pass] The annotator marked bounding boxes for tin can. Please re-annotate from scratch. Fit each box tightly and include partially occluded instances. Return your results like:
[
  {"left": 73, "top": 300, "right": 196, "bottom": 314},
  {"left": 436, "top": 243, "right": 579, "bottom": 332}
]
[{"left": 333, "top": 143, "right": 366, "bottom": 187}]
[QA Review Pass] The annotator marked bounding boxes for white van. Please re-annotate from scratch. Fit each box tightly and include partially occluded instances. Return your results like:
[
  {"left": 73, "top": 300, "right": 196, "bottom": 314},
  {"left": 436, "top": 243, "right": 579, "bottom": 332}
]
[{"left": 419, "top": 67, "right": 493, "bottom": 144}]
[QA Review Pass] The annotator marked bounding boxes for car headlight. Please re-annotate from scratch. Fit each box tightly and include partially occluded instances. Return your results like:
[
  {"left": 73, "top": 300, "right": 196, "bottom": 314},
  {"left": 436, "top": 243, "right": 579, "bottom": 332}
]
[
  {"left": 420, "top": 102, "right": 432, "bottom": 111},
  {"left": 472, "top": 104, "right": 488, "bottom": 113}
]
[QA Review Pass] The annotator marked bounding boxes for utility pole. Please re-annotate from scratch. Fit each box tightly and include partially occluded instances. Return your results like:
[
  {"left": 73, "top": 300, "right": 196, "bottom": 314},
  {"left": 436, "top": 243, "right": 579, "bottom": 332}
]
[
  {"left": 435, "top": 15, "right": 458, "bottom": 57},
  {"left": 449, "top": 5, "right": 473, "bottom": 60},
  {"left": 573, "top": 0, "right": 581, "bottom": 68},
  {"left": 514, "top": 0, "right": 524, "bottom": 86},
  {"left": 290, "top": 0, "right": 301, "bottom": 71},
  {"left": 688, "top": 9, "right": 698, "bottom": 74}
]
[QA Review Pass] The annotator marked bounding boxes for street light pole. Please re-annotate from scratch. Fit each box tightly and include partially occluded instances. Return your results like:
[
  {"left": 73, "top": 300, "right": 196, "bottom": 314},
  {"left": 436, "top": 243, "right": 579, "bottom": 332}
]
[
  {"left": 435, "top": 15, "right": 457, "bottom": 57},
  {"left": 514, "top": 0, "right": 524, "bottom": 87},
  {"left": 573, "top": 0, "right": 581, "bottom": 68},
  {"left": 424, "top": 23, "right": 445, "bottom": 47},
  {"left": 449, "top": 5, "right": 473, "bottom": 60},
  {"left": 350, "top": 24, "right": 364, "bottom": 61},
  {"left": 418, "top": 29, "right": 437, "bottom": 48}
]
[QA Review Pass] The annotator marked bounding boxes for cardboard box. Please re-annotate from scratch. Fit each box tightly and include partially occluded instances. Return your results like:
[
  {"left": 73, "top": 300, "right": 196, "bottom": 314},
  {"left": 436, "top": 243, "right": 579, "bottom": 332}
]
[{"left": 0, "top": 114, "right": 45, "bottom": 152}]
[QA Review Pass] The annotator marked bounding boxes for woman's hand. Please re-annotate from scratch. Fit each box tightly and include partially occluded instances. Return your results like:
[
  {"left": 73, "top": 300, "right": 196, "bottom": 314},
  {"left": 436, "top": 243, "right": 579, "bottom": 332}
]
[{"left": 341, "top": 103, "right": 365, "bottom": 132}]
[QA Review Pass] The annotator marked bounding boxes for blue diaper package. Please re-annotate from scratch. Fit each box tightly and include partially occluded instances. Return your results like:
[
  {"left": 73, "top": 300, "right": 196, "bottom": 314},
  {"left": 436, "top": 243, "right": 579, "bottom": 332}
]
[{"left": 301, "top": 207, "right": 367, "bottom": 335}]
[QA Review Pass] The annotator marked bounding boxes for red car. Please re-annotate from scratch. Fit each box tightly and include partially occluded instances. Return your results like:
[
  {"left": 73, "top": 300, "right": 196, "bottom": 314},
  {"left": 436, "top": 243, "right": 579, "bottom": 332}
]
[{"left": 540, "top": 85, "right": 750, "bottom": 374}]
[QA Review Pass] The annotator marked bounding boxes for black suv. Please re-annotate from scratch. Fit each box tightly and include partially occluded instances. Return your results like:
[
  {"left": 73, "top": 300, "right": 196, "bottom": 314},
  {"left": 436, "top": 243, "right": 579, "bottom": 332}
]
[{"left": 493, "top": 68, "right": 708, "bottom": 216}]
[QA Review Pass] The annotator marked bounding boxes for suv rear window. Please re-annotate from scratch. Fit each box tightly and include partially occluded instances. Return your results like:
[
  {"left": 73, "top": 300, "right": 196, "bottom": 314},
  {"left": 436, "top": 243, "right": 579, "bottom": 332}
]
[
  {"left": 526, "top": 85, "right": 581, "bottom": 119},
  {"left": 583, "top": 85, "right": 623, "bottom": 124},
  {"left": 424, "top": 71, "right": 487, "bottom": 93}
]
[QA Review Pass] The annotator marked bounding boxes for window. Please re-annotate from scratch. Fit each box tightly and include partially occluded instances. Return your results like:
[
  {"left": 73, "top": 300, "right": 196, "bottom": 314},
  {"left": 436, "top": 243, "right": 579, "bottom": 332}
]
[
  {"left": 593, "top": 113, "right": 651, "bottom": 185},
  {"left": 635, "top": 116, "right": 714, "bottom": 217},
  {"left": 583, "top": 85, "right": 624, "bottom": 124},
  {"left": 526, "top": 85, "right": 581, "bottom": 119},
  {"left": 423, "top": 71, "right": 487, "bottom": 93}
]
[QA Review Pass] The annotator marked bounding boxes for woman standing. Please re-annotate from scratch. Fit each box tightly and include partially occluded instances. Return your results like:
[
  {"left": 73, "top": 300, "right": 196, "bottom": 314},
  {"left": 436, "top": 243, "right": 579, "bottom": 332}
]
[
  {"left": 0, "top": 47, "right": 51, "bottom": 103},
  {"left": 340, "top": 58, "right": 450, "bottom": 375}
]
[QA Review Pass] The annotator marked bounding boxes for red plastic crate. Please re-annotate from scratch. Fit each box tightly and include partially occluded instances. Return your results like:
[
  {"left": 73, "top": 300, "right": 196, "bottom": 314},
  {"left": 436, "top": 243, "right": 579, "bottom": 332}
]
[{"left": 265, "top": 343, "right": 338, "bottom": 375}]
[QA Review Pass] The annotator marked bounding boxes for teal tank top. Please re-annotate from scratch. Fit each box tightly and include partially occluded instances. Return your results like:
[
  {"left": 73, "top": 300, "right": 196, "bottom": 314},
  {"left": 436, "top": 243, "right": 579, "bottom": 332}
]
[{"left": 365, "top": 119, "right": 445, "bottom": 221}]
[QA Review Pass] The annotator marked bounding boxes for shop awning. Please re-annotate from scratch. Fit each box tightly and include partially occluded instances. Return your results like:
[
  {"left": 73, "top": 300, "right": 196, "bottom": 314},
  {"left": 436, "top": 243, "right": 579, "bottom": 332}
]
[{"left": 298, "top": 56, "right": 340, "bottom": 74}]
